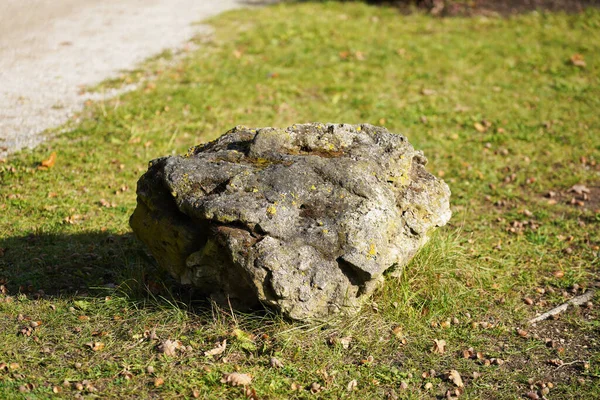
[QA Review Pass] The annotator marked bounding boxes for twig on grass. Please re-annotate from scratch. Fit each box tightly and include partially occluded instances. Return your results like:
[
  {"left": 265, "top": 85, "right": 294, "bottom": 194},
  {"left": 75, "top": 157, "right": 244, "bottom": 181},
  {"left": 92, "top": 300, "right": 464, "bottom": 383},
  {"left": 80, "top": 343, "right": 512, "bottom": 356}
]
[
  {"left": 528, "top": 290, "right": 595, "bottom": 324},
  {"left": 555, "top": 360, "right": 586, "bottom": 370}
]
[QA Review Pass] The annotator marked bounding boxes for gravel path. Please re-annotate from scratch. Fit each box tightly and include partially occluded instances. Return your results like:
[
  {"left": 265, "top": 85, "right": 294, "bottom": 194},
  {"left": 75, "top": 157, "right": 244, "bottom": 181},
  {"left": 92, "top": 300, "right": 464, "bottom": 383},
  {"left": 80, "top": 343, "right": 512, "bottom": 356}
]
[{"left": 0, "top": 0, "right": 266, "bottom": 159}]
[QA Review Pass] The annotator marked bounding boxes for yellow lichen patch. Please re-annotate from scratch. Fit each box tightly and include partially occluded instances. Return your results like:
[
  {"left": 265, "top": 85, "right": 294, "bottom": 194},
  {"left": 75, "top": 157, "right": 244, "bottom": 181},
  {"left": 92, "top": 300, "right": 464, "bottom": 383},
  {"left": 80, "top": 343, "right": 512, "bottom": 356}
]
[
  {"left": 266, "top": 205, "right": 277, "bottom": 215},
  {"left": 368, "top": 242, "right": 377, "bottom": 258}
]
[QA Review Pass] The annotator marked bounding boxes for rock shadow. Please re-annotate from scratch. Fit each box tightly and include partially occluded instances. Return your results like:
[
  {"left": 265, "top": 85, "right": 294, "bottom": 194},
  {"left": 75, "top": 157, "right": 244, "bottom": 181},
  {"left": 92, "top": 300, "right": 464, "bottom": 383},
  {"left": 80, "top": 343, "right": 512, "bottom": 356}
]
[{"left": 0, "top": 231, "right": 167, "bottom": 299}]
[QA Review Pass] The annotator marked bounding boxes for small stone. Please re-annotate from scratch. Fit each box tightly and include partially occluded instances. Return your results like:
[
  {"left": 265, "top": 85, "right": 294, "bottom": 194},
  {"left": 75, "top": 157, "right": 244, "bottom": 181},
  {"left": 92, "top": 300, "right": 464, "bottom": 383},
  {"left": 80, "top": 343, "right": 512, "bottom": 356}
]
[{"left": 146, "top": 366, "right": 155, "bottom": 374}]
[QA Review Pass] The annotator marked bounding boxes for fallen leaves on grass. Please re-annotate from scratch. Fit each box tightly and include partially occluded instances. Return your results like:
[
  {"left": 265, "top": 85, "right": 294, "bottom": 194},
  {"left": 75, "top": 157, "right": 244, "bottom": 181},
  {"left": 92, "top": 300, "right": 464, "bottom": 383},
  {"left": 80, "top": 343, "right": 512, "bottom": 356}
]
[
  {"left": 431, "top": 339, "right": 446, "bottom": 354},
  {"left": 245, "top": 387, "right": 259, "bottom": 400},
  {"left": 204, "top": 339, "right": 227, "bottom": 357},
  {"left": 19, "top": 383, "right": 35, "bottom": 393},
  {"left": 327, "top": 334, "right": 352, "bottom": 349},
  {"left": 474, "top": 121, "right": 488, "bottom": 133},
  {"left": 64, "top": 214, "right": 83, "bottom": 224},
  {"left": 144, "top": 328, "right": 159, "bottom": 341},
  {"left": 360, "top": 355, "right": 374, "bottom": 365},
  {"left": 347, "top": 379, "right": 358, "bottom": 391},
  {"left": 270, "top": 356, "right": 284, "bottom": 368},
  {"left": 568, "top": 184, "right": 590, "bottom": 195},
  {"left": 39, "top": 152, "right": 57, "bottom": 169},
  {"left": 391, "top": 326, "right": 407, "bottom": 344},
  {"left": 85, "top": 342, "right": 105, "bottom": 352},
  {"left": 99, "top": 198, "right": 116, "bottom": 208},
  {"left": 310, "top": 382, "right": 323, "bottom": 393},
  {"left": 553, "top": 270, "right": 565, "bottom": 278},
  {"left": 158, "top": 339, "right": 182, "bottom": 356},
  {"left": 339, "top": 336, "right": 352, "bottom": 349},
  {"left": 570, "top": 54, "right": 586, "bottom": 68},
  {"left": 447, "top": 370, "right": 464, "bottom": 387},
  {"left": 221, "top": 372, "right": 252, "bottom": 386},
  {"left": 516, "top": 328, "right": 529, "bottom": 338},
  {"left": 524, "top": 297, "right": 534, "bottom": 305}
]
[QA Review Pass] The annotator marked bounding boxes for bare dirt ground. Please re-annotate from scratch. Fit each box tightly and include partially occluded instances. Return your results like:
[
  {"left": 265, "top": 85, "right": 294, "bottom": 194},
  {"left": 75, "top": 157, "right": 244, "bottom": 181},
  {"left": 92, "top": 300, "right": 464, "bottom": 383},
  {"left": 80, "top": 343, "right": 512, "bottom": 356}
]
[{"left": 0, "top": 0, "right": 270, "bottom": 159}]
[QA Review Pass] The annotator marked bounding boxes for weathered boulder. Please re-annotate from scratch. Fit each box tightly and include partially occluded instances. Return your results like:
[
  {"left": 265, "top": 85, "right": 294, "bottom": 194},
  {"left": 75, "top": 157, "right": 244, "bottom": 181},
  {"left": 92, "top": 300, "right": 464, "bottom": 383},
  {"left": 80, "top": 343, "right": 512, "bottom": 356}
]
[{"left": 130, "top": 123, "right": 451, "bottom": 320}]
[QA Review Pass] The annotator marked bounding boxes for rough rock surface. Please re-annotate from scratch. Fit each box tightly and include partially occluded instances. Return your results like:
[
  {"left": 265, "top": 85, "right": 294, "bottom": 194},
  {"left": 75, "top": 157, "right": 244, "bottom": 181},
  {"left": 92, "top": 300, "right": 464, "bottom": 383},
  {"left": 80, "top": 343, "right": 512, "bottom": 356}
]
[{"left": 130, "top": 123, "right": 451, "bottom": 320}]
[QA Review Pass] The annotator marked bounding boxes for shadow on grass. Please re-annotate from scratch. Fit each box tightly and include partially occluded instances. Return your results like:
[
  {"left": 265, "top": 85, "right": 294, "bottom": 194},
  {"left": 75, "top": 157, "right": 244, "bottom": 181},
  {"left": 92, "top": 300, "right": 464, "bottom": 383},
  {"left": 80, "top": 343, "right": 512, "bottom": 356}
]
[
  {"left": 0, "top": 231, "right": 279, "bottom": 320},
  {"left": 0, "top": 231, "right": 170, "bottom": 299},
  {"left": 289, "top": 0, "right": 600, "bottom": 16}
]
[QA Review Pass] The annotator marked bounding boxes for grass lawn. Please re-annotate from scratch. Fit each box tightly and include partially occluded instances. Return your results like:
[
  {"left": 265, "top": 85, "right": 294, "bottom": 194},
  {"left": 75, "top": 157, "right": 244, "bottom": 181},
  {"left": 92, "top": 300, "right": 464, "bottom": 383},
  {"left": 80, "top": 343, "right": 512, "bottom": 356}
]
[{"left": 1, "top": 2, "right": 600, "bottom": 398}]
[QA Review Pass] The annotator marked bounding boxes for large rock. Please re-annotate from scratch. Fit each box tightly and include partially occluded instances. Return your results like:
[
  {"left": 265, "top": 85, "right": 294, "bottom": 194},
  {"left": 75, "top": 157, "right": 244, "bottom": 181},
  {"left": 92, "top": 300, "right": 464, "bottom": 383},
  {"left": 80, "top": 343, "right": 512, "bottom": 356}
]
[{"left": 130, "top": 123, "right": 451, "bottom": 320}]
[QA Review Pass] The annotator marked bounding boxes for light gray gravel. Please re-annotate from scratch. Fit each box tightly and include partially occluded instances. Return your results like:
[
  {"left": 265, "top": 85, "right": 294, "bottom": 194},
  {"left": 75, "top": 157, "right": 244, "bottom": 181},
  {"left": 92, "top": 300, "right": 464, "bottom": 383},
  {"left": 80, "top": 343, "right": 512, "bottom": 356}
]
[{"left": 0, "top": 0, "right": 268, "bottom": 159}]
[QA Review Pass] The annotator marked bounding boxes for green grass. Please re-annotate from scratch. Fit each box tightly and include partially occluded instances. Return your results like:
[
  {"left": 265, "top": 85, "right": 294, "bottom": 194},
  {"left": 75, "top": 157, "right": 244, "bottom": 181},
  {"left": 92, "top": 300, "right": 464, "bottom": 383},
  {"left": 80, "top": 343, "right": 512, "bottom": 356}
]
[{"left": 1, "top": 2, "right": 600, "bottom": 398}]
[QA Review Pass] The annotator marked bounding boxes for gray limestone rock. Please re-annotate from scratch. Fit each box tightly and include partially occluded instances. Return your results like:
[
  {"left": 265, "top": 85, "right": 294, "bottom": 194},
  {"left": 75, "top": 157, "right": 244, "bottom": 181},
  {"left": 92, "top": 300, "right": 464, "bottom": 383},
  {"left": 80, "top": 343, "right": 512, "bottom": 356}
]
[{"left": 130, "top": 123, "right": 451, "bottom": 320}]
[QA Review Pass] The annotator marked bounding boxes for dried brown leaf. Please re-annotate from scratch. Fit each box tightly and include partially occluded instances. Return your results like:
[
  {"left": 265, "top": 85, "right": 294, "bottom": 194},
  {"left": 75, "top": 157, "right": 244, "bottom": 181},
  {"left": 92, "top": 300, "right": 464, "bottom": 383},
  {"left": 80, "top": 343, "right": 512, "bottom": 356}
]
[
  {"left": 85, "top": 342, "right": 105, "bottom": 352},
  {"left": 568, "top": 184, "right": 590, "bottom": 195},
  {"left": 40, "top": 152, "right": 57, "bottom": 169},
  {"left": 204, "top": 339, "right": 227, "bottom": 357},
  {"left": 431, "top": 339, "right": 446, "bottom": 354},
  {"left": 221, "top": 372, "right": 252, "bottom": 386},
  {"left": 474, "top": 122, "right": 487, "bottom": 133},
  {"left": 516, "top": 328, "right": 529, "bottom": 338},
  {"left": 347, "top": 379, "right": 358, "bottom": 391},
  {"left": 448, "top": 370, "right": 464, "bottom": 387},
  {"left": 570, "top": 54, "right": 586, "bottom": 68},
  {"left": 270, "top": 356, "right": 284, "bottom": 368},
  {"left": 158, "top": 339, "right": 182, "bottom": 356},
  {"left": 339, "top": 336, "right": 352, "bottom": 349},
  {"left": 245, "top": 387, "right": 259, "bottom": 400}
]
